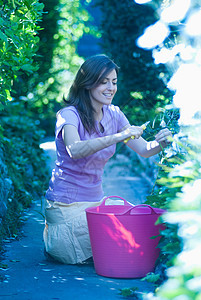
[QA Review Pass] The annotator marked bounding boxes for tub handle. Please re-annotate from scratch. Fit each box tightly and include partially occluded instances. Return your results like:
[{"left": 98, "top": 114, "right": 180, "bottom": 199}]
[
  {"left": 126, "top": 204, "right": 157, "bottom": 215},
  {"left": 100, "top": 195, "right": 133, "bottom": 207}
]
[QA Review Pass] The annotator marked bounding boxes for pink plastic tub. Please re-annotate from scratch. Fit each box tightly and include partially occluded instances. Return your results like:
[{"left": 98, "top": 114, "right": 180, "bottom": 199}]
[{"left": 85, "top": 196, "right": 165, "bottom": 278}]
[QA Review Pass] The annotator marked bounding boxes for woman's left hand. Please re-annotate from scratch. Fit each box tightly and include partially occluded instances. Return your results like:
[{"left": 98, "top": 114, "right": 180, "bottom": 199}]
[{"left": 155, "top": 128, "right": 172, "bottom": 146}]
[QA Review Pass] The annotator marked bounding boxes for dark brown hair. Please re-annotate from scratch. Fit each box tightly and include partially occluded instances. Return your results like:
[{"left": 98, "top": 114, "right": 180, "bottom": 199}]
[{"left": 64, "top": 54, "right": 119, "bottom": 133}]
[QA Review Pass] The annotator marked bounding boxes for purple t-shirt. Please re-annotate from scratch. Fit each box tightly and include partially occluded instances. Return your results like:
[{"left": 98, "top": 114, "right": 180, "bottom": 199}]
[{"left": 45, "top": 104, "right": 129, "bottom": 204}]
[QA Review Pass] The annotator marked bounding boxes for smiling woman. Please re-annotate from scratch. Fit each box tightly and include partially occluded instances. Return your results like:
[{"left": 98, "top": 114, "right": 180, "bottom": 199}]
[
  {"left": 43, "top": 54, "right": 172, "bottom": 265},
  {"left": 63, "top": 54, "right": 119, "bottom": 133}
]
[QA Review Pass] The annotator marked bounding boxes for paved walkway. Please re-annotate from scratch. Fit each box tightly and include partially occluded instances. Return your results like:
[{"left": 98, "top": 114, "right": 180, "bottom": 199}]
[{"left": 0, "top": 140, "right": 154, "bottom": 300}]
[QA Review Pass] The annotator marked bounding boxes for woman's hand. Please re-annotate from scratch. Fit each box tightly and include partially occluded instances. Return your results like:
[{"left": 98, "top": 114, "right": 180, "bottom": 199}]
[
  {"left": 120, "top": 125, "right": 172, "bottom": 158},
  {"left": 155, "top": 128, "right": 172, "bottom": 146},
  {"left": 124, "top": 125, "right": 144, "bottom": 141}
]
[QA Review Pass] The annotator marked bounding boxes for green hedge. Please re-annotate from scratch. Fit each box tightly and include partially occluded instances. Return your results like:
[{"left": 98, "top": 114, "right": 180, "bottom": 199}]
[
  {"left": 0, "top": 0, "right": 44, "bottom": 106},
  {"left": 26, "top": 0, "right": 96, "bottom": 135},
  {"left": 0, "top": 0, "right": 95, "bottom": 246},
  {"left": 95, "top": 0, "right": 173, "bottom": 125},
  {"left": 0, "top": 0, "right": 47, "bottom": 248},
  {"left": 0, "top": 99, "right": 49, "bottom": 247}
]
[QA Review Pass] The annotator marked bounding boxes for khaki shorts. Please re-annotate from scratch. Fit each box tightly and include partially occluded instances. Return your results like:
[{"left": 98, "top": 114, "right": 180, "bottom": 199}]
[{"left": 43, "top": 197, "right": 124, "bottom": 264}]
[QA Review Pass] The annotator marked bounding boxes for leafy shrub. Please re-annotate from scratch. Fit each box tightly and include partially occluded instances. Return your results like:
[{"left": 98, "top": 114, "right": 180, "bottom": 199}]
[
  {"left": 132, "top": 1, "right": 201, "bottom": 298},
  {"left": 0, "top": 0, "right": 46, "bottom": 247},
  {"left": 26, "top": 0, "right": 97, "bottom": 135},
  {"left": 94, "top": 0, "right": 173, "bottom": 125},
  {"left": 0, "top": 0, "right": 44, "bottom": 106},
  {"left": 0, "top": 0, "right": 94, "bottom": 246},
  {"left": 148, "top": 139, "right": 201, "bottom": 298},
  {"left": 0, "top": 100, "right": 49, "bottom": 246},
  {"left": 1, "top": 102, "right": 49, "bottom": 198}
]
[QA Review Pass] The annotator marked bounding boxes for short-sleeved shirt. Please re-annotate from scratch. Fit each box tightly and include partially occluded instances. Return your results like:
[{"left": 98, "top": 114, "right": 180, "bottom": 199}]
[{"left": 45, "top": 104, "right": 129, "bottom": 204}]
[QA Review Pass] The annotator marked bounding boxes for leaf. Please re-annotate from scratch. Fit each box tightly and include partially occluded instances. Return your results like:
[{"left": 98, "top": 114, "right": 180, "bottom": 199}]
[
  {"left": 5, "top": 89, "right": 12, "bottom": 101},
  {"left": 119, "top": 287, "right": 139, "bottom": 298},
  {"left": 150, "top": 234, "right": 161, "bottom": 239},
  {"left": 0, "top": 17, "right": 4, "bottom": 25},
  {"left": 0, "top": 102, "right": 5, "bottom": 111},
  {"left": 0, "top": 31, "right": 8, "bottom": 45},
  {"left": 21, "top": 64, "right": 33, "bottom": 72},
  {"left": 141, "top": 272, "right": 160, "bottom": 283},
  {"left": 32, "top": 2, "right": 44, "bottom": 11},
  {"left": 10, "top": 259, "right": 20, "bottom": 262},
  {"left": 0, "top": 263, "right": 8, "bottom": 270}
]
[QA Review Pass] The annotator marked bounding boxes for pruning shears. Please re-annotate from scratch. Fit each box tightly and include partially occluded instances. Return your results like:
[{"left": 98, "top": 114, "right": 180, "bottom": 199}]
[{"left": 124, "top": 121, "right": 150, "bottom": 144}]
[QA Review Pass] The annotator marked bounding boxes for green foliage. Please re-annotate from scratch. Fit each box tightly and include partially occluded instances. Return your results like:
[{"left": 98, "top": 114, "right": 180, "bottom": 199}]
[
  {"left": 121, "top": 0, "right": 201, "bottom": 298},
  {"left": 0, "top": 100, "right": 49, "bottom": 246},
  {"left": 25, "top": 0, "right": 97, "bottom": 135},
  {"left": 0, "top": 198, "right": 24, "bottom": 243},
  {"left": 0, "top": 0, "right": 47, "bottom": 247},
  {"left": 141, "top": 272, "right": 161, "bottom": 284},
  {"left": 1, "top": 100, "right": 49, "bottom": 199},
  {"left": 0, "top": 0, "right": 44, "bottom": 105},
  {"left": 143, "top": 107, "right": 180, "bottom": 140},
  {"left": 154, "top": 141, "right": 201, "bottom": 299},
  {"left": 1, "top": 0, "right": 95, "bottom": 135},
  {"left": 94, "top": 0, "right": 173, "bottom": 124},
  {"left": 133, "top": 109, "right": 181, "bottom": 285},
  {"left": 143, "top": 134, "right": 201, "bottom": 296},
  {"left": 0, "top": 0, "right": 97, "bottom": 248},
  {"left": 119, "top": 287, "right": 140, "bottom": 299}
]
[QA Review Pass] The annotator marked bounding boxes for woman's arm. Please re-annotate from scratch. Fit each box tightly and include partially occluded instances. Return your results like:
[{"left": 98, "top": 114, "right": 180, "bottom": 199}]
[
  {"left": 62, "top": 124, "right": 143, "bottom": 159},
  {"left": 123, "top": 125, "right": 172, "bottom": 158}
]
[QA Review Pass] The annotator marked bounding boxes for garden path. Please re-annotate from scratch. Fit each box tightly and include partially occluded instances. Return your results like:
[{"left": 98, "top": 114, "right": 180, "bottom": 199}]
[{"left": 0, "top": 139, "right": 155, "bottom": 300}]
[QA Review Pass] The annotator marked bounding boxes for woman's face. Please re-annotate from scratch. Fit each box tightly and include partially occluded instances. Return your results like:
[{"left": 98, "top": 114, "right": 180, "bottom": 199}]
[{"left": 89, "top": 69, "right": 117, "bottom": 109}]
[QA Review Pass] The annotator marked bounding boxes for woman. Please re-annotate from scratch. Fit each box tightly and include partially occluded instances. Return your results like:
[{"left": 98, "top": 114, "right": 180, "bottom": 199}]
[{"left": 43, "top": 54, "right": 171, "bottom": 264}]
